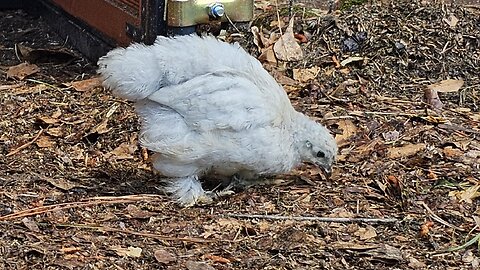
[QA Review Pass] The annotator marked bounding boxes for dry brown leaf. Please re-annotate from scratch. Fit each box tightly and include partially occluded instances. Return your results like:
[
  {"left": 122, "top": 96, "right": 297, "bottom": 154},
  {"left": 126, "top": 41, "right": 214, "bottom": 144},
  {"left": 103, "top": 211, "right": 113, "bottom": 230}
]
[
  {"left": 22, "top": 217, "right": 40, "bottom": 232},
  {"left": 424, "top": 87, "right": 444, "bottom": 109},
  {"left": 112, "top": 246, "right": 142, "bottom": 258},
  {"left": 154, "top": 249, "right": 176, "bottom": 264},
  {"left": 354, "top": 225, "right": 377, "bottom": 240},
  {"left": 107, "top": 141, "right": 138, "bottom": 160},
  {"left": 36, "top": 136, "right": 56, "bottom": 148},
  {"left": 60, "top": 247, "right": 82, "bottom": 254},
  {"left": 204, "top": 254, "right": 231, "bottom": 264},
  {"left": 270, "top": 19, "right": 285, "bottom": 28},
  {"left": 38, "top": 116, "right": 59, "bottom": 125},
  {"left": 427, "top": 79, "right": 464, "bottom": 93},
  {"left": 6, "top": 62, "right": 40, "bottom": 80},
  {"left": 51, "top": 108, "right": 62, "bottom": 118},
  {"left": 258, "top": 45, "right": 277, "bottom": 64},
  {"left": 294, "top": 33, "right": 308, "bottom": 43},
  {"left": 185, "top": 261, "right": 215, "bottom": 270},
  {"left": 68, "top": 77, "right": 102, "bottom": 92},
  {"left": 292, "top": 67, "right": 320, "bottom": 83},
  {"left": 273, "top": 18, "right": 303, "bottom": 61},
  {"left": 268, "top": 68, "right": 296, "bottom": 86},
  {"left": 216, "top": 218, "right": 242, "bottom": 228},
  {"left": 443, "top": 146, "right": 463, "bottom": 158},
  {"left": 335, "top": 120, "right": 357, "bottom": 145},
  {"left": 387, "top": 143, "right": 426, "bottom": 159},
  {"left": 449, "top": 184, "right": 480, "bottom": 203},
  {"left": 44, "top": 177, "right": 84, "bottom": 191},
  {"left": 17, "top": 44, "right": 76, "bottom": 64},
  {"left": 46, "top": 127, "right": 64, "bottom": 137},
  {"left": 92, "top": 119, "right": 110, "bottom": 134},
  {"left": 408, "top": 257, "right": 427, "bottom": 269}
]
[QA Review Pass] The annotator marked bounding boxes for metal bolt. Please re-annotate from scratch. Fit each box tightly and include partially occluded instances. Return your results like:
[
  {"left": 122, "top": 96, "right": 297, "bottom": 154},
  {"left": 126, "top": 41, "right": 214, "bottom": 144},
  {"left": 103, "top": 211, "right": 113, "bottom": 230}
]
[{"left": 209, "top": 3, "right": 225, "bottom": 18}]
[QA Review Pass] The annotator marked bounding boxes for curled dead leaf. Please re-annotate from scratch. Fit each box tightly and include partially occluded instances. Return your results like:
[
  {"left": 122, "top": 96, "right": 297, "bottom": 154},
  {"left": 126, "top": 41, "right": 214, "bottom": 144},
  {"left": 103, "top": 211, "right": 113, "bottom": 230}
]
[
  {"left": 449, "top": 184, "right": 480, "bottom": 203},
  {"left": 46, "top": 127, "right": 64, "bottom": 137},
  {"left": 17, "top": 44, "right": 76, "bottom": 64},
  {"left": 6, "top": 62, "right": 39, "bottom": 80},
  {"left": 106, "top": 141, "right": 138, "bottom": 160},
  {"left": 44, "top": 177, "right": 85, "bottom": 191},
  {"left": 443, "top": 146, "right": 463, "bottom": 158},
  {"left": 22, "top": 217, "right": 40, "bottom": 232},
  {"left": 387, "top": 143, "right": 426, "bottom": 159},
  {"left": 111, "top": 246, "right": 142, "bottom": 258},
  {"left": 294, "top": 33, "right": 308, "bottom": 43},
  {"left": 67, "top": 77, "right": 102, "bottom": 92},
  {"left": 204, "top": 254, "right": 231, "bottom": 264},
  {"left": 293, "top": 66, "right": 320, "bottom": 83},
  {"left": 335, "top": 120, "right": 357, "bottom": 146},
  {"left": 38, "top": 116, "right": 59, "bottom": 125},
  {"left": 258, "top": 45, "right": 277, "bottom": 64},
  {"left": 185, "top": 261, "right": 215, "bottom": 270},
  {"left": 273, "top": 18, "right": 303, "bottom": 62},
  {"left": 36, "top": 136, "right": 56, "bottom": 148},
  {"left": 427, "top": 79, "right": 464, "bottom": 93},
  {"left": 354, "top": 225, "right": 377, "bottom": 240},
  {"left": 154, "top": 249, "right": 176, "bottom": 264}
]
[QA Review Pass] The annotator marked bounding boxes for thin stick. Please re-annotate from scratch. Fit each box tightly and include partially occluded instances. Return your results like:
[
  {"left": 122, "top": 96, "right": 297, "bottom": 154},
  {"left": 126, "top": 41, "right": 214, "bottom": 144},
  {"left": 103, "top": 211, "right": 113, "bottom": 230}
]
[
  {"left": 225, "top": 13, "right": 241, "bottom": 34},
  {"left": 0, "top": 194, "right": 163, "bottom": 221},
  {"left": 226, "top": 213, "right": 398, "bottom": 223},
  {"left": 273, "top": 0, "right": 283, "bottom": 36},
  {"left": 420, "top": 201, "right": 466, "bottom": 232},
  {"left": 6, "top": 129, "right": 44, "bottom": 157}
]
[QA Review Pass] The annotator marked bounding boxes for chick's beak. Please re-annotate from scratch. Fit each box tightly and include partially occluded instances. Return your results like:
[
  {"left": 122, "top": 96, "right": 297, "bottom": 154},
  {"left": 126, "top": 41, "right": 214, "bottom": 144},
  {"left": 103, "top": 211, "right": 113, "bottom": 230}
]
[{"left": 320, "top": 164, "right": 332, "bottom": 178}]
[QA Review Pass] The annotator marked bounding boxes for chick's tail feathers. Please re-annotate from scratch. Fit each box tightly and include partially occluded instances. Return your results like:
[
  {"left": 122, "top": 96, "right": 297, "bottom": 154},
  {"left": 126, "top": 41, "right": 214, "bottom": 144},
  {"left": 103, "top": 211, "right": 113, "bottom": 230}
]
[{"left": 97, "top": 35, "right": 260, "bottom": 101}]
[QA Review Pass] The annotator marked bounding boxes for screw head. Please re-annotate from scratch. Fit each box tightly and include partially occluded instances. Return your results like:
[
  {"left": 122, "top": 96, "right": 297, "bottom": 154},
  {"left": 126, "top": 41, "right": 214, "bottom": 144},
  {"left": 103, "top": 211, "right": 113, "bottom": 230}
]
[{"left": 209, "top": 3, "right": 225, "bottom": 18}]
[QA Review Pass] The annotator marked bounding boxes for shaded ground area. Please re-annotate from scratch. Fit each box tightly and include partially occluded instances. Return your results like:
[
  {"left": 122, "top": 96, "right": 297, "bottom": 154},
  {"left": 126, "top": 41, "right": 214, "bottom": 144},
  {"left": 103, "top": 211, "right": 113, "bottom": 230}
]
[{"left": 1, "top": 1, "right": 480, "bottom": 269}]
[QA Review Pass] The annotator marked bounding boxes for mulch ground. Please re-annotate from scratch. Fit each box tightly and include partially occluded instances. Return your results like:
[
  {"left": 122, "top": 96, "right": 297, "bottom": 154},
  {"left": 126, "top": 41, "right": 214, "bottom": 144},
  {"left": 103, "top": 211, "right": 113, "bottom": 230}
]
[{"left": 1, "top": 1, "right": 480, "bottom": 269}]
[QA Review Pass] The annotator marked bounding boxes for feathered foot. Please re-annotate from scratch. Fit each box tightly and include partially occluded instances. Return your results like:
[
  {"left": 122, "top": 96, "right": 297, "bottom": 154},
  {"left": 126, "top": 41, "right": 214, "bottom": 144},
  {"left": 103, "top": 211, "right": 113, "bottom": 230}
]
[
  {"left": 164, "top": 174, "right": 257, "bottom": 206},
  {"left": 164, "top": 175, "right": 212, "bottom": 207}
]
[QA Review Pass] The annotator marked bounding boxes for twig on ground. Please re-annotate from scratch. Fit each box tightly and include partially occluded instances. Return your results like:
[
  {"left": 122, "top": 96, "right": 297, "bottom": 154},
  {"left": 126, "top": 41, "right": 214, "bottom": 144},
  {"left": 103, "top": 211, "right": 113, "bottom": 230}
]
[
  {"left": 225, "top": 13, "right": 241, "bottom": 34},
  {"left": 226, "top": 213, "right": 398, "bottom": 223},
  {"left": 0, "top": 194, "right": 163, "bottom": 221},
  {"left": 437, "top": 123, "right": 480, "bottom": 135},
  {"left": 6, "top": 129, "right": 44, "bottom": 157},
  {"left": 273, "top": 0, "right": 283, "bottom": 36},
  {"left": 420, "top": 201, "right": 466, "bottom": 232}
]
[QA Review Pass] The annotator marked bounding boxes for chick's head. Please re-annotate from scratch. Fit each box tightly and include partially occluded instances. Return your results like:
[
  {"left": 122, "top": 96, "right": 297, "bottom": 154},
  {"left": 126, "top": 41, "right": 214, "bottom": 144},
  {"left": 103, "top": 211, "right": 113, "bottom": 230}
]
[{"left": 296, "top": 119, "right": 338, "bottom": 176}]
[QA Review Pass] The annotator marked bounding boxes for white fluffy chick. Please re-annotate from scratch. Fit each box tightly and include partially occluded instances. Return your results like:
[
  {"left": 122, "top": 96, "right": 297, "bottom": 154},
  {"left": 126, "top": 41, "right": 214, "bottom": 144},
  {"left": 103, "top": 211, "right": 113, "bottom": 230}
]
[{"left": 98, "top": 35, "right": 338, "bottom": 206}]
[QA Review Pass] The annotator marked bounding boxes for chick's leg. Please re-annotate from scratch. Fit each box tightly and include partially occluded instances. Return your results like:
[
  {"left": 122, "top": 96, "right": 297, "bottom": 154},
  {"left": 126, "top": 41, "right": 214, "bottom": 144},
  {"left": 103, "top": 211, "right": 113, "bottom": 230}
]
[
  {"left": 164, "top": 175, "right": 211, "bottom": 207},
  {"left": 212, "top": 171, "right": 259, "bottom": 197}
]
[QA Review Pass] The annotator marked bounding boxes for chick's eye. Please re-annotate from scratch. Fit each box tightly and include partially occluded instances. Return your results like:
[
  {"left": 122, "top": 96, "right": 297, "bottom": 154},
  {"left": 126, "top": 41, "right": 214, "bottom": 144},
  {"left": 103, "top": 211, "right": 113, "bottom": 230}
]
[{"left": 316, "top": 151, "right": 325, "bottom": 158}]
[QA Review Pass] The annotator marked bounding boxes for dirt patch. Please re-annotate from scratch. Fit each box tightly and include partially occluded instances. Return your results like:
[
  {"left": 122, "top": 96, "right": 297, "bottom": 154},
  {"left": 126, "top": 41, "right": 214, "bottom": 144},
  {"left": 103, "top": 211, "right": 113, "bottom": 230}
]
[{"left": 1, "top": 1, "right": 480, "bottom": 269}]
